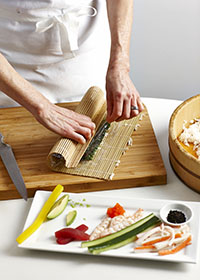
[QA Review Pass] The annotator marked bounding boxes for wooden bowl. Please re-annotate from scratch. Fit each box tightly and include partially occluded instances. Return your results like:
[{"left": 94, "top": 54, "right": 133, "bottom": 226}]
[{"left": 169, "top": 94, "right": 200, "bottom": 193}]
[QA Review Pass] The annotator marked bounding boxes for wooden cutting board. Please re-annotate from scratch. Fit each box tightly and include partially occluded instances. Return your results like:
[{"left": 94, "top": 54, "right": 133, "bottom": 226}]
[{"left": 0, "top": 102, "right": 166, "bottom": 200}]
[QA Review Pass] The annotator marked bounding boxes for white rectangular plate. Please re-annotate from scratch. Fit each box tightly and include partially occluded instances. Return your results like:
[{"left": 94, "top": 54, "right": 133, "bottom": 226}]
[{"left": 18, "top": 191, "right": 200, "bottom": 263}]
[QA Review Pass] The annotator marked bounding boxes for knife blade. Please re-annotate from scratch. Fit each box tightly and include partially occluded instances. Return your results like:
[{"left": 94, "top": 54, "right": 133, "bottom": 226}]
[{"left": 0, "top": 132, "right": 27, "bottom": 200}]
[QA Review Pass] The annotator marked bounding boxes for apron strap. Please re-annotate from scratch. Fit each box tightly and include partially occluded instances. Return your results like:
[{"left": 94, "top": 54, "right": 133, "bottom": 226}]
[{"left": 35, "top": 6, "right": 97, "bottom": 55}]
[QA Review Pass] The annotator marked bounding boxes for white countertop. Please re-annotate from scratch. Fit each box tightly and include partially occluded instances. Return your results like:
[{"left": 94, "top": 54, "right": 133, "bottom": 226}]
[{"left": 1, "top": 97, "right": 200, "bottom": 279}]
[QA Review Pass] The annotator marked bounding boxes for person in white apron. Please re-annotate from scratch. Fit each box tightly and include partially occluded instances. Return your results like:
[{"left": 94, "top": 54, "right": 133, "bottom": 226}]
[{"left": 0, "top": 0, "right": 143, "bottom": 144}]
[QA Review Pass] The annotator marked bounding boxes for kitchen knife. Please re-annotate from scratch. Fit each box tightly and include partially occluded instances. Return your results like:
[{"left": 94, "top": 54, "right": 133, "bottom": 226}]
[{"left": 0, "top": 132, "right": 27, "bottom": 200}]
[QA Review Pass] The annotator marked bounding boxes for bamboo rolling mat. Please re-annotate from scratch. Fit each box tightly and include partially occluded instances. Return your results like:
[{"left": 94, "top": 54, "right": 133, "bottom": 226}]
[
  {"left": 47, "top": 87, "right": 107, "bottom": 169},
  {"left": 48, "top": 86, "right": 142, "bottom": 180},
  {"left": 55, "top": 116, "right": 141, "bottom": 180},
  {"left": 0, "top": 96, "right": 167, "bottom": 200}
]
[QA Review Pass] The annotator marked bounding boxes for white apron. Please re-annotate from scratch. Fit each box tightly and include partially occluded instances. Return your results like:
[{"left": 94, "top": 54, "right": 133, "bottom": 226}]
[{"left": 0, "top": 0, "right": 110, "bottom": 107}]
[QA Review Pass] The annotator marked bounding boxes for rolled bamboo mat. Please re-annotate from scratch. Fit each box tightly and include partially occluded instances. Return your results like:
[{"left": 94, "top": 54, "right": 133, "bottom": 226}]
[
  {"left": 47, "top": 86, "right": 142, "bottom": 180},
  {"left": 47, "top": 86, "right": 106, "bottom": 168}
]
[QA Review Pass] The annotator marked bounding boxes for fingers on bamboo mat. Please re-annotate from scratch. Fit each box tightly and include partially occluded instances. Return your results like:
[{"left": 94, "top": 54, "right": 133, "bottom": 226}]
[
  {"left": 47, "top": 86, "right": 106, "bottom": 169},
  {"left": 47, "top": 85, "right": 143, "bottom": 180}
]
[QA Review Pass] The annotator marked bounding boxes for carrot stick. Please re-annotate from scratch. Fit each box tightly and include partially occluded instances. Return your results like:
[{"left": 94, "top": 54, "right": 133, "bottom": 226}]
[
  {"left": 175, "top": 233, "right": 182, "bottom": 238},
  {"left": 143, "top": 236, "right": 169, "bottom": 246},
  {"left": 158, "top": 235, "right": 192, "bottom": 256},
  {"left": 135, "top": 245, "right": 155, "bottom": 250},
  {"left": 143, "top": 233, "right": 182, "bottom": 246}
]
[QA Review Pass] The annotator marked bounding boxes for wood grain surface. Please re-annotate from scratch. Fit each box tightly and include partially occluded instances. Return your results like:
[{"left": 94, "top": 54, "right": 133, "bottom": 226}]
[{"left": 0, "top": 102, "right": 167, "bottom": 200}]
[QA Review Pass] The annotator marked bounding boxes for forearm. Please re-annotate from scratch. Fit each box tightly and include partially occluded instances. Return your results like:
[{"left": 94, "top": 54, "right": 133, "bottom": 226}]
[
  {"left": 0, "top": 52, "right": 49, "bottom": 114},
  {"left": 105, "top": 1, "right": 143, "bottom": 122},
  {"left": 106, "top": 0, "right": 133, "bottom": 71},
  {"left": 0, "top": 53, "right": 95, "bottom": 143}
]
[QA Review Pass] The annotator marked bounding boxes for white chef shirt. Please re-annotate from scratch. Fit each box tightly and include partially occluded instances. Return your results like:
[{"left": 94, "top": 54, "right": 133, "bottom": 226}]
[{"left": 0, "top": 0, "right": 110, "bottom": 107}]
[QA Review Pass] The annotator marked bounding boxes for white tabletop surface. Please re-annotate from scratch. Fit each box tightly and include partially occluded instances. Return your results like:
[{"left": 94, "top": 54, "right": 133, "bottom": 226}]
[{"left": 1, "top": 97, "right": 200, "bottom": 279}]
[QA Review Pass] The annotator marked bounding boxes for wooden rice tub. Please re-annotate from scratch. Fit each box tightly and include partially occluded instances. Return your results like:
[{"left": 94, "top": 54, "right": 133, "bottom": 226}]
[{"left": 169, "top": 94, "right": 200, "bottom": 193}]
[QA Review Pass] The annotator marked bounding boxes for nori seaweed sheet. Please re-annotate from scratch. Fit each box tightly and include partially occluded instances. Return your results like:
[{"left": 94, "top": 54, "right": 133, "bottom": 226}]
[{"left": 81, "top": 121, "right": 110, "bottom": 161}]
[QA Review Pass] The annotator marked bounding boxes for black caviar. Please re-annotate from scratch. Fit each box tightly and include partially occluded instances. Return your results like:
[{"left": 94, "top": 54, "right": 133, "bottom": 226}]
[{"left": 167, "top": 210, "right": 186, "bottom": 224}]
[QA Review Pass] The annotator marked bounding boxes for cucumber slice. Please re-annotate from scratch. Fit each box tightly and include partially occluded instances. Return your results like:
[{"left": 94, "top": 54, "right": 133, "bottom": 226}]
[
  {"left": 88, "top": 217, "right": 160, "bottom": 254},
  {"left": 66, "top": 210, "right": 77, "bottom": 226},
  {"left": 47, "top": 194, "right": 69, "bottom": 219},
  {"left": 88, "top": 235, "right": 137, "bottom": 254},
  {"left": 82, "top": 213, "right": 160, "bottom": 253}
]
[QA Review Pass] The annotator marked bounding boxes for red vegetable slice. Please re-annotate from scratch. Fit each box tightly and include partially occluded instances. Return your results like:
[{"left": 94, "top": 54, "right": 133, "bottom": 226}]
[
  {"left": 56, "top": 237, "right": 72, "bottom": 245},
  {"left": 55, "top": 225, "right": 88, "bottom": 239},
  {"left": 55, "top": 224, "right": 90, "bottom": 244},
  {"left": 76, "top": 224, "right": 88, "bottom": 232},
  {"left": 55, "top": 228, "right": 90, "bottom": 240}
]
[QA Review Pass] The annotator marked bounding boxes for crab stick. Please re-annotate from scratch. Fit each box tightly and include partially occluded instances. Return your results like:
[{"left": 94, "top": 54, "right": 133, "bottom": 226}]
[{"left": 158, "top": 235, "right": 192, "bottom": 256}]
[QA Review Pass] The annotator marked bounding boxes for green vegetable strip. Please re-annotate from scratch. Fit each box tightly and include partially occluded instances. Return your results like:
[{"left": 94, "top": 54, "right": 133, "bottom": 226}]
[
  {"left": 89, "top": 236, "right": 137, "bottom": 255},
  {"left": 82, "top": 121, "right": 110, "bottom": 161},
  {"left": 88, "top": 216, "right": 160, "bottom": 254},
  {"left": 82, "top": 213, "right": 156, "bottom": 248}
]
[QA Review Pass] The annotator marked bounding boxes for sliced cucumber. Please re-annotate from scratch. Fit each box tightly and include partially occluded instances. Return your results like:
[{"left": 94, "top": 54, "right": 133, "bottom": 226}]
[
  {"left": 82, "top": 213, "right": 156, "bottom": 248},
  {"left": 88, "top": 235, "right": 137, "bottom": 255},
  {"left": 66, "top": 210, "right": 77, "bottom": 226},
  {"left": 47, "top": 194, "right": 69, "bottom": 219},
  {"left": 82, "top": 213, "right": 161, "bottom": 254},
  {"left": 88, "top": 217, "right": 160, "bottom": 254}
]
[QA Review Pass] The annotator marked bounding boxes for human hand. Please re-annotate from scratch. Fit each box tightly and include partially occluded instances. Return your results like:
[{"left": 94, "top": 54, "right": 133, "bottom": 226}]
[
  {"left": 34, "top": 101, "right": 96, "bottom": 144},
  {"left": 106, "top": 67, "right": 144, "bottom": 123},
  {"left": 0, "top": 53, "right": 95, "bottom": 143}
]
